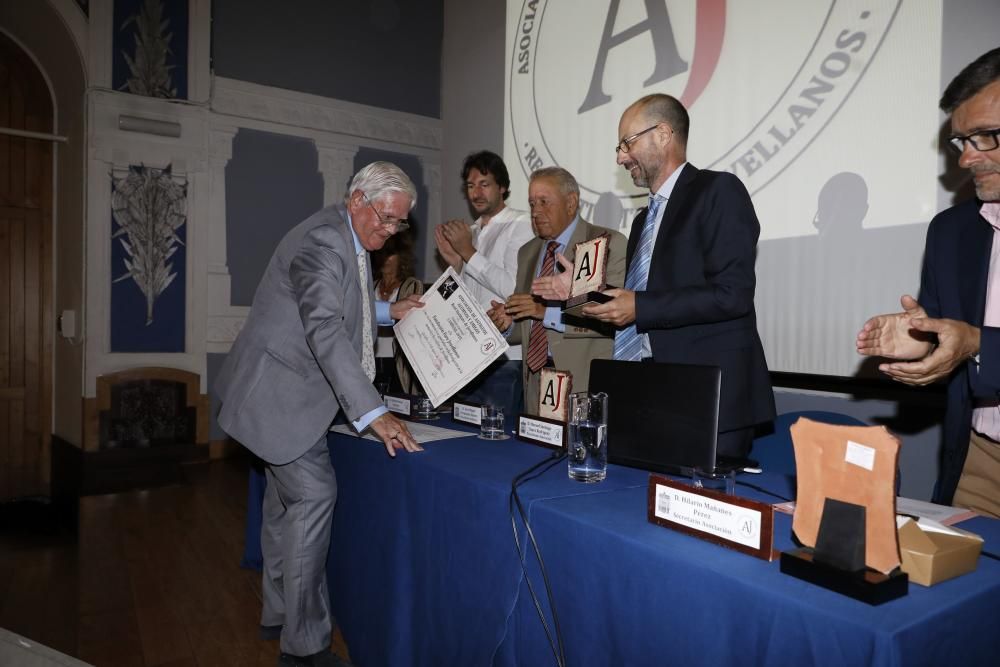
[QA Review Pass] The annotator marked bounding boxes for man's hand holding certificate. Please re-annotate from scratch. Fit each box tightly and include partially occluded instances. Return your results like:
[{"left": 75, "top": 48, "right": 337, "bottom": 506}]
[{"left": 394, "top": 268, "right": 509, "bottom": 407}]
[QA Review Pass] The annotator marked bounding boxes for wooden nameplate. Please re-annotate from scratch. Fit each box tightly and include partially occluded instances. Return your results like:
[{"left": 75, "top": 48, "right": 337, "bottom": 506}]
[
  {"left": 516, "top": 414, "right": 566, "bottom": 450},
  {"left": 647, "top": 475, "right": 776, "bottom": 561}
]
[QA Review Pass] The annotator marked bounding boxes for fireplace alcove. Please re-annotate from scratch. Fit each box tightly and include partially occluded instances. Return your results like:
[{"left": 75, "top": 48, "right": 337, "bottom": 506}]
[{"left": 52, "top": 368, "right": 209, "bottom": 502}]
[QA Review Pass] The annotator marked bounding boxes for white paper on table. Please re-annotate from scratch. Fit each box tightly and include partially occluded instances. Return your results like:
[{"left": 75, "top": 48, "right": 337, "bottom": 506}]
[
  {"left": 330, "top": 421, "right": 472, "bottom": 444},
  {"left": 393, "top": 267, "right": 509, "bottom": 407},
  {"left": 895, "top": 497, "right": 979, "bottom": 525},
  {"left": 894, "top": 516, "right": 984, "bottom": 541},
  {"left": 775, "top": 496, "right": 979, "bottom": 526}
]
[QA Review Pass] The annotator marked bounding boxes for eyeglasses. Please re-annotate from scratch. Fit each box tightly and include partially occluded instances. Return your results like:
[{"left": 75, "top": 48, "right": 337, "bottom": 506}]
[
  {"left": 948, "top": 128, "right": 1000, "bottom": 154},
  {"left": 363, "top": 193, "right": 410, "bottom": 232},
  {"left": 615, "top": 123, "right": 663, "bottom": 154}
]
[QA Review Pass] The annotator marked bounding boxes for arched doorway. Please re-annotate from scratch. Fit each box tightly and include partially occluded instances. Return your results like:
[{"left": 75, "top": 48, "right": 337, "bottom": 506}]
[{"left": 0, "top": 31, "right": 54, "bottom": 501}]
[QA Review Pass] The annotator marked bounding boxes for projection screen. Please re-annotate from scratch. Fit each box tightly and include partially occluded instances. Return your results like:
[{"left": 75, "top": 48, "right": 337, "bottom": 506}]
[{"left": 503, "top": 0, "right": 959, "bottom": 377}]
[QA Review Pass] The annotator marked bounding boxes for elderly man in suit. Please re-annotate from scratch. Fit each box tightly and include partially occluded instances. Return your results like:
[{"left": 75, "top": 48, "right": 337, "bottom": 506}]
[
  {"left": 215, "top": 162, "right": 423, "bottom": 667},
  {"left": 488, "top": 166, "right": 626, "bottom": 414},
  {"left": 534, "top": 95, "right": 775, "bottom": 458},
  {"left": 858, "top": 47, "right": 1000, "bottom": 517}
]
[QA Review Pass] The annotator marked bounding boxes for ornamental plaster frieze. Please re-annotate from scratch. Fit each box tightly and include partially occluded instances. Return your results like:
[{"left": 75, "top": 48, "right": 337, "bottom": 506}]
[{"left": 211, "top": 76, "right": 442, "bottom": 151}]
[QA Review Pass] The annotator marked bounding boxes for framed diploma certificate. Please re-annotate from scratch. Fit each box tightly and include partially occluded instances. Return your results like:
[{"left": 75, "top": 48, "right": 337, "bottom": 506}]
[{"left": 394, "top": 268, "right": 509, "bottom": 407}]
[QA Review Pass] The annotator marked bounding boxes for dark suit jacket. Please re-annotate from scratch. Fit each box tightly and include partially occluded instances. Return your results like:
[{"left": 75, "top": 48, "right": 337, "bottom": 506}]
[
  {"left": 630, "top": 164, "right": 775, "bottom": 433},
  {"left": 919, "top": 198, "right": 1000, "bottom": 504},
  {"left": 214, "top": 204, "right": 382, "bottom": 465},
  {"left": 511, "top": 219, "right": 627, "bottom": 414}
]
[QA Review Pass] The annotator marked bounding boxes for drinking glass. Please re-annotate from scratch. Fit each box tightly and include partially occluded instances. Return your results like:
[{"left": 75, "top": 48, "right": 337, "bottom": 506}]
[
  {"left": 413, "top": 396, "right": 435, "bottom": 419},
  {"left": 479, "top": 405, "right": 507, "bottom": 440},
  {"left": 568, "top": 392, "right": 608, "bottom": 482}
]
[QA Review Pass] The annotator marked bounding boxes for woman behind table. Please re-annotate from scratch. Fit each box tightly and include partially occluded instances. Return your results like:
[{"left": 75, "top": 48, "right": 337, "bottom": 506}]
[{"left": 373, "top": 235, "right": 424, "bottom": 395}]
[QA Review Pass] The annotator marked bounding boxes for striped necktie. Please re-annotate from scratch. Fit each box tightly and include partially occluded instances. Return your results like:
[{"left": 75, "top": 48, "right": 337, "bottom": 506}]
[
  {"left": 526, "top": 241, "right": 560, "bottom": 373},
  {"left": 614, "top": 194, "right": 664, "bottom": 361},
  {"left": 357, "top": 251, "right": 377, "bottom": 382}
]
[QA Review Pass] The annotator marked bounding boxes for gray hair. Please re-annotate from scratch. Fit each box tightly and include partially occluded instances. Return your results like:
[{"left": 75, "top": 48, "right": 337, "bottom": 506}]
[
  {"left": 529, "top": 166, "right": 580, "bottom": 198},
  {"left": 347, "top": 161, "right": 417, "bottom": 210}
]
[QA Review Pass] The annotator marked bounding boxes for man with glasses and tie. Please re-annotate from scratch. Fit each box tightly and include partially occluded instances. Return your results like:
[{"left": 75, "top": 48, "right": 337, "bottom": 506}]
[
  {"left": 538, "top": 94, "right": 774, "bottom": 459},
  {"left": 858, "top": 47, "right": 1000, "bottom": 517},
  {"left": 487, "top": 166, "right": 626, "bottom": 415},
  {"left": 215, "top": 162, "right": 423, "bottom": 667}
]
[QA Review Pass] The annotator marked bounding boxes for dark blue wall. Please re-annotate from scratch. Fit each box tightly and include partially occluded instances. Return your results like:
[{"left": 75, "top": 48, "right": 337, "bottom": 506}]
[
  {"left": 212, "top": 0, "right": 443, "bottom": 118},
  {"left": 225, "top": 128, "right": 324, "bottom": 306}
]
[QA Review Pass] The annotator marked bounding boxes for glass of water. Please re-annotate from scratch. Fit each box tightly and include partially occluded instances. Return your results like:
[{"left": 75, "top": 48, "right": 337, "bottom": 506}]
[
  {"left": 568, "top": 392, "right": 608, "bottom": 482},
  {"left": 413, "top": 396, "right": 435, "bottom": 419},
  {"left": 479, "top": 405, "right": 507, "bottom": 440}
]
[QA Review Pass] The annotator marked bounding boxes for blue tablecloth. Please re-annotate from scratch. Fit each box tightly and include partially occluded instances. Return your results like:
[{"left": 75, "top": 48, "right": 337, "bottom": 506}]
[{"left": 246, "top": 418, "right": 1000, "bottom": 666}]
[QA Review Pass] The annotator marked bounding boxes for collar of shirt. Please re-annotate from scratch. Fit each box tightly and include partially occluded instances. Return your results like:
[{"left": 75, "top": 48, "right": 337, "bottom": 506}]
[
  {"left": 475, "top": 204, "right": 515, "bottom": 229},
  {"left": 981, "top": 201, "right": 1000, "bottom": 230},
  {"left": 535, "top": 216, "right": 580, "bottom": 274},
  {"left": 639, "top": 162, "right": 687, "bottom": 243},
  {"left": 552, "top": 215, "right": 581, "bottom": 253},
  {"left": 651, "top": 161, "right": 687, "bottom": 211},
  {"left": 345, "top": 211, "right": 365, "bottom": 256}
]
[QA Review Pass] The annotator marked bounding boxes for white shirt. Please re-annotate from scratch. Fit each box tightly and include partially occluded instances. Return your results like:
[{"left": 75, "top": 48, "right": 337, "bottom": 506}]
[{"left": 460, "top": 205, "right": 533, "bottom": 359}]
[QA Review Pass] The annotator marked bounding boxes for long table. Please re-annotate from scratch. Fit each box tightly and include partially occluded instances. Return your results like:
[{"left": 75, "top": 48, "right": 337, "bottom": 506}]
[{"left": 258, "top": 417, "right": 1000, "bottom": 666}]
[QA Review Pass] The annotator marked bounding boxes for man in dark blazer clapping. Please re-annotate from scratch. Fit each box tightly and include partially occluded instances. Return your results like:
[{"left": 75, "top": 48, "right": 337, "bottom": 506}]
[{"left": 858, "top": 48, "right": 1000, "bottom": 517}]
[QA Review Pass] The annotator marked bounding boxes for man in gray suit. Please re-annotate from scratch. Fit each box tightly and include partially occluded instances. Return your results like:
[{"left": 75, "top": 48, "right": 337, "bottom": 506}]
[{"left": 215, "top": 162, "right": 423, "bottom": 667}]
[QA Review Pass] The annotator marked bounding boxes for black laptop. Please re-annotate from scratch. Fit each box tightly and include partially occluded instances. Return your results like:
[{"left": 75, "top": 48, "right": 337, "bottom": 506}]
[{"left": 588, "top": 359, "right": 722, "bottom": 475}]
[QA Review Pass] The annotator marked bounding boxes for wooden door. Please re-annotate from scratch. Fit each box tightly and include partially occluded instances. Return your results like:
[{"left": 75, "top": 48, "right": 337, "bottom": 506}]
[{"left": 0, "top": 33, "right": 54, "bottom": 500}]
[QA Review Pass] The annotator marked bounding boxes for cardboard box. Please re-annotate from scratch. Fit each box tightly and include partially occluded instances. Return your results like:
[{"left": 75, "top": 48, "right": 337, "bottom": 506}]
[{"left": 897, "top": 518, "right": 983, "bottom": 586}]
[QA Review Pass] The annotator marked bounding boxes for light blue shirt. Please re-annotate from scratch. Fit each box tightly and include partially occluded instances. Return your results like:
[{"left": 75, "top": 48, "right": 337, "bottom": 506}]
[
  {"left": 347, "top": 213, "right": 388, "bottom": 431},
  {"left": 535, "top": 216, "right": 582, "bottom": 334},
  {"left": 640, "top": 163, "right": 687, "bottom": 359}
]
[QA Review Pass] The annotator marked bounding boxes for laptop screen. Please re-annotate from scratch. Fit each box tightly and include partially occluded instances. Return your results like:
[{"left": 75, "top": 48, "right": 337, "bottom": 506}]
[{"left": 588, "top": 359, "right": 721, "bottom": 474}]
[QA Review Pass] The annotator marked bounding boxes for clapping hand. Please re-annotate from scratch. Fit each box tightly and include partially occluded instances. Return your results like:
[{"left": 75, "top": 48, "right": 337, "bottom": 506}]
[
  {"left": 857, "top": 295, "right": 979, "bottom": 385},
  {"left": 487, "top": 299, "right": 512, "bottom": 332}
]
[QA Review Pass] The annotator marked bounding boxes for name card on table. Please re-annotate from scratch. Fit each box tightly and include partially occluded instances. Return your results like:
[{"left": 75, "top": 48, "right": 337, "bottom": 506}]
[
  {"left": 517, "top": 415, "right": 566, "bottom": 450},
  {"left": 452, "top": 401, "right": 482, "bottom": 426},
  {"left": 647, "top": 475, "right": 776, "bottom": 561},
  {"left": 384, "top": 394, "right": 412, "bottom": 417}
]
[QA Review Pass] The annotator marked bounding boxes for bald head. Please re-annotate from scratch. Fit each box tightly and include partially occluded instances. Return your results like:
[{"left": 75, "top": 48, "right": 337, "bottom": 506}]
[
  {"left": 616, "top": 94, "right": 689, "bottom": 192},
  {"left": 629, "top": 94, "right": 689, "bottom": 147}
]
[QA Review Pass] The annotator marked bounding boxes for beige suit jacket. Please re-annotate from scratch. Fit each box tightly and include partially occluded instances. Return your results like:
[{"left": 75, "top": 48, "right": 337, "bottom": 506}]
[{"left": 512, "top": 218, "right": 627, "bottom": 415}]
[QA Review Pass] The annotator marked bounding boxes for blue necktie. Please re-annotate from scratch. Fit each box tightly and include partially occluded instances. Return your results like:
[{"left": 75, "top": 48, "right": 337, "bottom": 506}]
[{"left": 614, "top": 194, "right": 664, "bottom": 361}]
